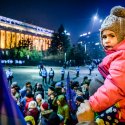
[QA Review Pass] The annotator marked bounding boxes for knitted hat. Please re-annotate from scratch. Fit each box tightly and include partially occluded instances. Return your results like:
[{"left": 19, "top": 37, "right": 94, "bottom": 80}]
[
  {"left": 42, "top": 102, "right": 48, "bottom": 110},
  {"left": 100, "top": 6, "right": 125, "bottom": 43},
  {"left": 36, "top": 94, "right": 42, "bottom": 100},
  {"left": 24, "top": 116, "right": 35, "bottom": 125},
  {"left": 28, "top": 101, "right": 37, "bottom": 109}
]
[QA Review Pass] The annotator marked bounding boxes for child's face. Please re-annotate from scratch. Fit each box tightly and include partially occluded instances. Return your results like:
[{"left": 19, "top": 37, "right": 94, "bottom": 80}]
[{"left": 102, "top": 30, "right": 119, "bottom": 50}]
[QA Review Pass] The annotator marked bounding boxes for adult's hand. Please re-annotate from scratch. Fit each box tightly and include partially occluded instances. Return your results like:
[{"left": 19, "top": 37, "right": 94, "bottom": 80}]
[{"left": 76, "top": 100, "right": 94, "bottom": 123}]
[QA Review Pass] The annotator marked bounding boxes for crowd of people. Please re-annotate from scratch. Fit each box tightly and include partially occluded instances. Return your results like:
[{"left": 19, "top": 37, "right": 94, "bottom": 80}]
[{"left": 9, "top": 74, "right": 91, "bottom": 125}]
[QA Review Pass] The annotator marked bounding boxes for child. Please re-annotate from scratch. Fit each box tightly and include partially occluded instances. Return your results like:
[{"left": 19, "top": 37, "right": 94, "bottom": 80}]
[{"left": 77, "top": 6, "right": 125, "bottom": 124}]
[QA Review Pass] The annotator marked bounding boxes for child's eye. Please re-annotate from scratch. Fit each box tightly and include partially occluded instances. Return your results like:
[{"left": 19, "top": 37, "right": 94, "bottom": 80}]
[
  {"left": 102, "top": 35, "right": 107, "bottom": 39},
  {"left": 110, "top": 34, "right": 115, "bottom": 37}
]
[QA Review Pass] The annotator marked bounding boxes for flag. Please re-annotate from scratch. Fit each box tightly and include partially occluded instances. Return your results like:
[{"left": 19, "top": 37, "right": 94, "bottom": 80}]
[
  {"left": 66, "top": 72, "right": 76, "bottom": 112},
  {"left": 0, "top": 62, "right": 26, "bottom": 125}
]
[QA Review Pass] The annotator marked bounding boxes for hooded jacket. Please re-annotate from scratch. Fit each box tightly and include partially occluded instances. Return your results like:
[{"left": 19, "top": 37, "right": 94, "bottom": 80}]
[
  {"left": 89, "top": 39, "right": 125, "bottom": 121},
  {"left": 57, "top": 95, "right": 70, "bottom": 124}
]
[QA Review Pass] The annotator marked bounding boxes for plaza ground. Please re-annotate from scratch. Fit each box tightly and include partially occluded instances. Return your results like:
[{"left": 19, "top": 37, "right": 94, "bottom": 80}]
[{"left": 3, "top": 65, "right": 99, "bottom": 88}]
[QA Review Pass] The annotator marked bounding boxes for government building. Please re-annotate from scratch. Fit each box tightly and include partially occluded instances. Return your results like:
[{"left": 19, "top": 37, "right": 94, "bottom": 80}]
[{"left": 0, "top": 16, "right": 53, "bottom": 51}]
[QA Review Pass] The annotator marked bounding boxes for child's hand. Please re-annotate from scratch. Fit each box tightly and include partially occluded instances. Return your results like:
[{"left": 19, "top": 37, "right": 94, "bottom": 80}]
[{"left": 76, "top": 100, "right": 94, "bottom": 123}]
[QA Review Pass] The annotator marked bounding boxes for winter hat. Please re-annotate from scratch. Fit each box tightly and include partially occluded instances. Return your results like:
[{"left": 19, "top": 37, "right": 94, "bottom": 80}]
[
  {"left": 76, "top": 96, "right": 84, "bottom": 103},
  {"left": 36, "top": 94, "right": 42, "bottom": 100},
  {"left": 100, "top": 6, "right": 125, "bottom": 43},
  {"left": 55, "top": 82, "right": 62, "bottom": 88},
  {"left": 28, "top": 101, "right": 37, "bottom": 109},
  {"left": 42, "top": 102, "right": 48, "bottom": 110},
  {"left": 24, "top": 116, "right": 35, "bottom": 125}
]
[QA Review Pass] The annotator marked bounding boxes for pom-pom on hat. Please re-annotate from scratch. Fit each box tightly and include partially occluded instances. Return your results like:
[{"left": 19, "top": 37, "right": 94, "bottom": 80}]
[{"left": 100, "top": 6, "right": 125, "bottom": 43}]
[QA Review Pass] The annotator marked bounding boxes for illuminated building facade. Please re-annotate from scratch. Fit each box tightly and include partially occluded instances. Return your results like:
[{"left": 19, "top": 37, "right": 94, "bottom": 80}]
[{"left": 0, "top": 16, "right": 54, "bottom": 51}]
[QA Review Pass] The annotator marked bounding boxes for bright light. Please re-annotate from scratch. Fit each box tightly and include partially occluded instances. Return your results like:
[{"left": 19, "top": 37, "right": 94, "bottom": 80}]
[
  {"left": 99, "top": 19, "right": 103, "bottom": 23},
  {"left": 93, "top": 15, "right": 98, "bottom": 21},
  {"left": 66, "top": 32, "right": 70, "bottom": 36},
  {"left": 80, "top": 33, "right": 87, "bottom": 37},
  {"left": 88, "top": 32, "right": 91, "bottom": 35},
  {"left": 95, "top": 42, "right": 100, "bottom": 45},
  {"left": 83, "top": 33, "right": 87, "bottom": 36},
  {"left": 64, "top": 30, "right": 67, "bottom": 33},
  {"left": 64, "top": 30, "right": 70, "bottom": 35},
  {"left": 80, "top": 32, "right": 91, "bottom": 37}
]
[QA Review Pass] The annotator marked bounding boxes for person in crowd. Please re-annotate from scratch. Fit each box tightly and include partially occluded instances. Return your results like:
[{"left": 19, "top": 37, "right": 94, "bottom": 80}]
[
  {"left": 6, "top": 67, "right": 13, "bottom": 85},
  {"left": 25, "top": 115, "right": 35, "bottom": 125},
  {"left": 24, "top": 100, "right": 39, "bottom": 124},
  {"left": 55, "top": 82, "right": 63, "bottom": 96},
  {"left": 61, "top": 86, "right": 66, "bottom": 96},
  {"left": 35, "top": 94, "right": 43, "bottom": 112},
  {"left": 77, "top": 6, "right": 125, "bottom": 124},
  {"left": 38, "top": 109, "right": 53, "bottom": 125},
  {"left": 48, "top": 86, "right": 55, "bottom": 97},
  {"left": 75, "top": 96, "right": 84, "bottom": 108},
  {"left": 39, "top": 62, "right": 44, "bottom": 70},
  {"left": 76, "top": 66, "right": 80, "bottom": 77},
  {"left": 81, "top": 76, "right": 90, "bottom": 86},
  {"left": 35, "top": 94, "right": 48, "bottom": 112},
  {"left": 81, "top": 77, "right": 91, "bottom": 100},
  {"left": 11, "top": 81, "right": 20, "bottom": 92},
  {"left": 48, "top": 67, "right": 55, "bottom": 84},
  {"left": 48, "top": 112, "right": 64, "bottom": 125},
  {"left": 61, "top": 67, "right": 65, "bottom": 80},
  {"left": 81, "top": 84, "right": 89, "bottom": 100},
  {"left": 48, "top": 86, "right": 58, "bottom": 111},
  {"left": 11, "top": 85, "right": 20, "bottom": 103},
  {"left": 33, "top": 82, "right": 44, "bottom": 98},
  {"left": 57, "top": 95, "right": 70, "bottom": 125},
  {"left": 20, "top": 82, "right": 33, "bottom": 98},
  {"left": 21, "top": 89, "right": 34, "bottom": 114},
  {"left": 39, "top": 67, "right": 47, "bottom": 86},
  {"left": 88, "top": 63, "right": 94, "bottom": 75}
]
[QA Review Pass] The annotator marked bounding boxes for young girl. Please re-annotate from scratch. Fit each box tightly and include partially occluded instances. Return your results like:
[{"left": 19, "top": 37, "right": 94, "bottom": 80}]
[{"left": 77, "top": 6, "right": 125, "bottom": 124}]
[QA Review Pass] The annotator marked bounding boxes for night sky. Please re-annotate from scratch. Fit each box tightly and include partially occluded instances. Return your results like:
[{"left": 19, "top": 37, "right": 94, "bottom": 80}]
[{"left": 0, "top": 0, "right": 125, "bottom": 42}]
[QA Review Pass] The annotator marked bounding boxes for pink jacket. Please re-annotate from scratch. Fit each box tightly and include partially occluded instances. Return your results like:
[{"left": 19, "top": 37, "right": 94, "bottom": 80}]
[{"left": 89, "top": 40, "right": 125, "bottom": 120}]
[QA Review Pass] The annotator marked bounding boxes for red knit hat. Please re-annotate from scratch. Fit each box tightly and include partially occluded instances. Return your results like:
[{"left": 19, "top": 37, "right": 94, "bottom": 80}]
[{"left": 42, "top": 103, "right": 48, "bottom": 110}]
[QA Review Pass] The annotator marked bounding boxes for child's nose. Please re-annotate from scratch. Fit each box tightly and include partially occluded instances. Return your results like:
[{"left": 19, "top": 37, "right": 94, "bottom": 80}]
[{"left": 105, "top": 37, "right": 111, "bottom": 44}]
